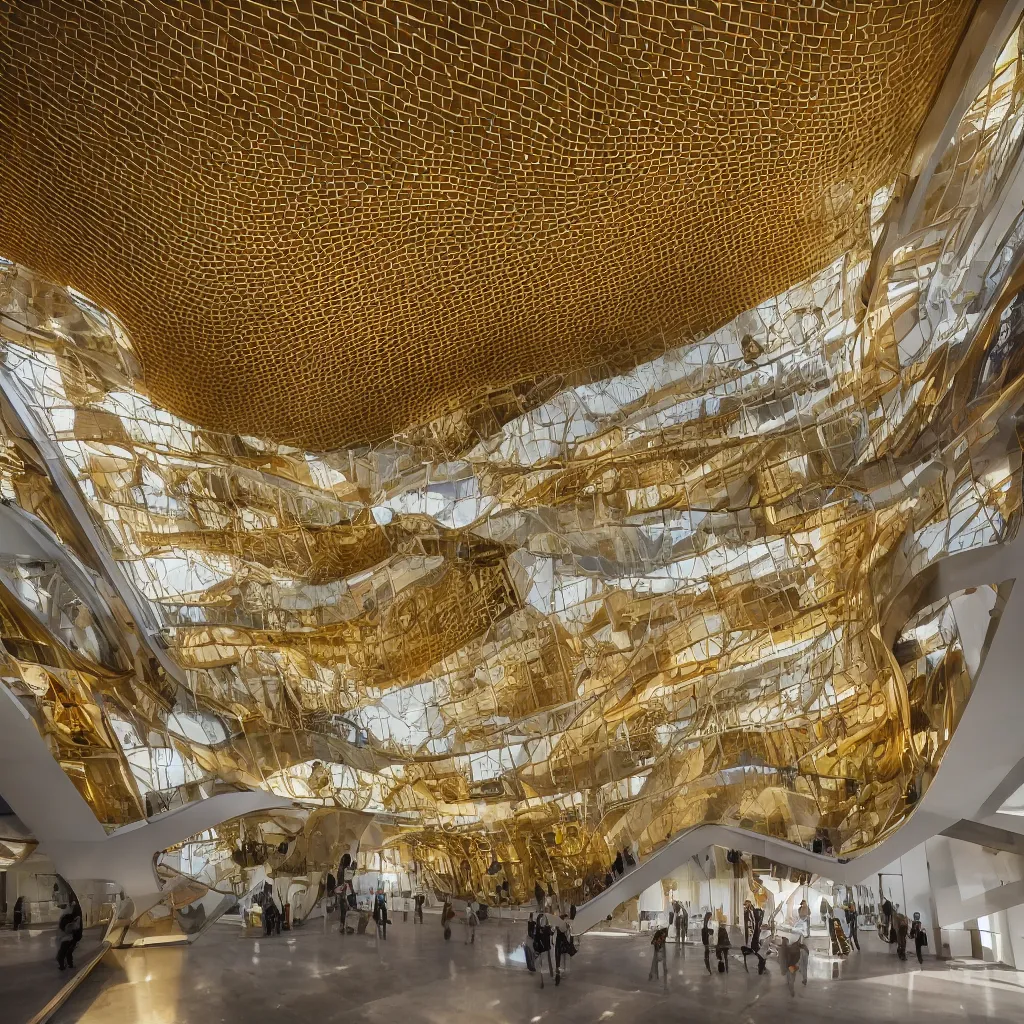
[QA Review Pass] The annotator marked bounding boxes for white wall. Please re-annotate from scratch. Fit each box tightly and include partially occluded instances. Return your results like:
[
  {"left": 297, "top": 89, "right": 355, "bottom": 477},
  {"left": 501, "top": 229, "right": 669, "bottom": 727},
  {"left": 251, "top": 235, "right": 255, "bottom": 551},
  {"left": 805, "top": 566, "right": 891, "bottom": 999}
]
[
  {"left": 871, "top": 845, "right": 937, "bottom": 957},
  {"left": 877, "top": 835, "right": 1024, "bottom": 964},
  {"left": 4, "top": 859, "right": 64, "bottom": 924},
  {"left": 1005, "top": 902, "right": 1024, "bottom": 967}
]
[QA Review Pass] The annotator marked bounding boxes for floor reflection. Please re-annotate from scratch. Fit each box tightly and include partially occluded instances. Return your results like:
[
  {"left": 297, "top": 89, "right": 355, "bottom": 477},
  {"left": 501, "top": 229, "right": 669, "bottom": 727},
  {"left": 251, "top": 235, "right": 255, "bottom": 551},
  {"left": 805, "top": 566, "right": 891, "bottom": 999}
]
[{"left": 51, "top": 917, "right": 1024, "bottom": 1024}]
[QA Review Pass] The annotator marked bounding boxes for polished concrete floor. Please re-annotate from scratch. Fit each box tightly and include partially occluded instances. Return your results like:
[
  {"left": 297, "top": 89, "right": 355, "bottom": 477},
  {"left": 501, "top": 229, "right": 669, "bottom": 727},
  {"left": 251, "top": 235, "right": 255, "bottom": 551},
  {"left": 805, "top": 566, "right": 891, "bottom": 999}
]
[
  {"left": 1, "top": 924, "right": 103, "bottom": 1024},
  {"left": 51, "top": 915, "right": 1024, "bottom": 1024}
]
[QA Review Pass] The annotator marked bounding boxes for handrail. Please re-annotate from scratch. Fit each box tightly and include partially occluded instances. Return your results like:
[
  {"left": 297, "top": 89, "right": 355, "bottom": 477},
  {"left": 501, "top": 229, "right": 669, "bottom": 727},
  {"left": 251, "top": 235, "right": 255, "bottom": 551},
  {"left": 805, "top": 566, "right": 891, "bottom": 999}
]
[
  {"left": 573, "top": 534, "right": 1024, "bottom": 933},
  {"left": 572, "top": 824, "right": 851, "bottom": 933},
  {"left": 25, "top": 941, "right": 110, "bottom": 1024}
]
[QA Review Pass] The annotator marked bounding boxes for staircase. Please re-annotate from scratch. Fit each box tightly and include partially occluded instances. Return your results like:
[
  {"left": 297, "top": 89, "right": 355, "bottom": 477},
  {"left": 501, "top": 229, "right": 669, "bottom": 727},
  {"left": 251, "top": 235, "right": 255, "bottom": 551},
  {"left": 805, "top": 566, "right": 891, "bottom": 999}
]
[{"left": 573, "top": 824, "right": 853, "bottom": 933}]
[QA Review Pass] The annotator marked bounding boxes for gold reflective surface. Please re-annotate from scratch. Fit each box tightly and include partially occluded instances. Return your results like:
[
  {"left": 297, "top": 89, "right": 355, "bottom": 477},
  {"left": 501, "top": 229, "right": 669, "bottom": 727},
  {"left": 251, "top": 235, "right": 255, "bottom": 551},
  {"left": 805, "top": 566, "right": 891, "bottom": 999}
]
[
  {"left": 2, "top": 7, "right": 1024, "bottom": 910},
  {"left": 0, "top": 1, "right": 973, "bottom": 447}
]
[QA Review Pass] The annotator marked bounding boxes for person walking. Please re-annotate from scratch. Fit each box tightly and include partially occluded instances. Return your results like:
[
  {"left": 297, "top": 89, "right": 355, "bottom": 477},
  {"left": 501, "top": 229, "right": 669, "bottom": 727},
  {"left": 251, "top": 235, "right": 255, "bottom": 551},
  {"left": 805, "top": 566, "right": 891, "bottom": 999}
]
[
  {"left": 554, "top": 912, "right": 574, "bottom": 985},
  {"left": 910, "top": 912, "right": 928, "bottom": 964},
  {"left": 613, "top": 850, "right": 624, "bottom": 878},
  {"left": 533, "top": 910, "right": 554, "bottom": 987},
  {"left": 741, "top": 906, "right": 768, "bottom": 974},
  {"left": 672, "top": 900, "right": 688, "bottom": 945},
  {"left": 715, "top": 920, "right": 731, "bottom": 973},
  {"left": 777, "top": 935, "right": 808, "bottom": 996},
  {"left": 895, "top": 908, "right": 909, "bottom": 961},
  {"left": 649, "top": 925, "right": 669, "bottom": 983},
  {"left": 442, "top": 899, "right": 455, "bottom": 940},
  {"left": 462, "top": 902, "right": 477, "bottom": 944},
  {"left": 337, "top": 882, "right": 350, "bottom": 934},
  {"left": 844, "top": 899, "right": 860, "bottom": 950},
  {"left": 701, "top": 911, "right": 714, "bottom": 974},
  {"left": 881, "top": 897, "right": 896, "bottom": 943},
  {"left": 798, "top": 899, "right": 811, "bottom": 937},
  {"left": 373, "top": 892, "right": 389, "bottom": 940},
  {"left": 56, "top": 901, "right": 83, "bottom": 971},
  {"left": 12, "top": 896, "right": 24, "bottom": 930},
  {"left": 414, "top": 892, "right": 424, "bottom": 924},
  {"left": 743, "top": 899, "right": 755, "bottom": 945},
  {"left": 523, "top": 914, "right": 537, "bottom": 972},
  {"left": 263, "top": 897, "right": 282, "bottom": 936}
]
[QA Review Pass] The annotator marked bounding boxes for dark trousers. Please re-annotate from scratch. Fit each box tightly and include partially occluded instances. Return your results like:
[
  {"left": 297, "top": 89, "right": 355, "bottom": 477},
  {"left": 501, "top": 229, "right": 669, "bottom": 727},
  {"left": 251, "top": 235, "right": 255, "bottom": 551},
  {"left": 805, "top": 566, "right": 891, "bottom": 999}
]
[
  {"left": 339, "top": 907, "right": 348, "bottom": 933},
  {"left": 915, "top": 938, "right": 925, "bottom": 964},
  {"left": 57, "top": 936, "right": 79, "bottom": 969},
  {"left": 556, "top": 943, "right": 568, "bottom": 976},
  {"left": 704, "top": 945, "right": 712, "bottom": 973},
  {"left": 414, "top": 905, "right": 423, "bottom": 923}
]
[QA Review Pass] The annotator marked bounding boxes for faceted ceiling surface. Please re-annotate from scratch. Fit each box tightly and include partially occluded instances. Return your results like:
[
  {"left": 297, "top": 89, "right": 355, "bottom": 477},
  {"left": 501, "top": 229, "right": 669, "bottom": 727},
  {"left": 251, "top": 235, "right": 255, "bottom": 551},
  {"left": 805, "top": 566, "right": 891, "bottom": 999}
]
[
  {"left": 3, "top": 3, "right": 1024, "bottom": 912},
  {"left": 0, "top": 0, "right": 974, "bottom": 448}
]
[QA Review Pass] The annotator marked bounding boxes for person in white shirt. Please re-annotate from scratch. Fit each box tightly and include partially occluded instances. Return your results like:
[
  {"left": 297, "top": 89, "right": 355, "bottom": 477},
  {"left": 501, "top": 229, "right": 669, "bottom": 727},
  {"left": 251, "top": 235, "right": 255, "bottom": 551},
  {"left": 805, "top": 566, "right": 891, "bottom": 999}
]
[{"left": 463, "top": 902, "right": 477, "bottom": 944}]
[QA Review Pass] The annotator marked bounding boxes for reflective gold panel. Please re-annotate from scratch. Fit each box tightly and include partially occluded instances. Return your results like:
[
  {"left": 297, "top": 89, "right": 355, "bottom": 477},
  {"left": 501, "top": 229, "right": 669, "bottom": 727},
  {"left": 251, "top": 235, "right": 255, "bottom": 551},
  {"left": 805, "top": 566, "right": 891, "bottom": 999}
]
[{"left": 4, "top": 6, "right": 1024, "bottom": 912}]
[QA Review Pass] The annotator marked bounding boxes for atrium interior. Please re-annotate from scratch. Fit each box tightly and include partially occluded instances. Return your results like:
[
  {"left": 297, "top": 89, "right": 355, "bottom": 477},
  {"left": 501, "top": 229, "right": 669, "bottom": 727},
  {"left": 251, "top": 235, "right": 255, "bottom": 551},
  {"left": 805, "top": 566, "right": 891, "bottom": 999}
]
[{"left": 2, "top": 2, "right": 1024, "bottom": 1022}]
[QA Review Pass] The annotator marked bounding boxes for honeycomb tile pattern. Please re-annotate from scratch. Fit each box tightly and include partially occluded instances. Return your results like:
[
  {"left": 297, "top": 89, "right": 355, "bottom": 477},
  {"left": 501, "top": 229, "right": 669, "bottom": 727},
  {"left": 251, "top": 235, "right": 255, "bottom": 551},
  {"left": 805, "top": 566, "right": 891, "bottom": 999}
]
[{"left": 0, "top": 0, "right": 974, "bottom": 448}]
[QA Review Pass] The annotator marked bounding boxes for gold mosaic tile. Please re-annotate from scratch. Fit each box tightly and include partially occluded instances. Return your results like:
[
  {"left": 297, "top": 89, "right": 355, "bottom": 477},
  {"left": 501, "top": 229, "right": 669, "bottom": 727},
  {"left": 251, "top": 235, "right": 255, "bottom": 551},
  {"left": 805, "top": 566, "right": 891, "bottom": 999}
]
[
  {"left": 0, "top": 1, "right": 973, "bottom": 448},
  {"left": 7, "top": 3, "right": 1024, "bottom": 914}
]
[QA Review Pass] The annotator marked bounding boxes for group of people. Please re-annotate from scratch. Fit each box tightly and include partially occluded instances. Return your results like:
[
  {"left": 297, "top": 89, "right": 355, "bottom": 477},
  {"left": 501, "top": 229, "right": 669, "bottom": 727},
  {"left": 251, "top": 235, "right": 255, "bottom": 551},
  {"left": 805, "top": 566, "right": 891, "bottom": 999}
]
[
  {"left": 525, "top": 907, "right": 576, "bottom": 986},
  {"left": 605, "top": 845, "right": 637, "bottom": 887},
  {"left": 699, "top": 911, "right": 735, "bottom": 975},
  {"left": 880, "top": 898, "right": 928, "bottom": 963},
  {"left": 650, "top": 900, "right": 698, "bottom": 982},
  {"left": 439, "top": 898, "right": 479, "bottom": 944},
  {"left": 694, "top": 909, "right": 808, "bottom": 995},
  {"left": 797, "top": 896, "right": 859, "bottom": 955}
]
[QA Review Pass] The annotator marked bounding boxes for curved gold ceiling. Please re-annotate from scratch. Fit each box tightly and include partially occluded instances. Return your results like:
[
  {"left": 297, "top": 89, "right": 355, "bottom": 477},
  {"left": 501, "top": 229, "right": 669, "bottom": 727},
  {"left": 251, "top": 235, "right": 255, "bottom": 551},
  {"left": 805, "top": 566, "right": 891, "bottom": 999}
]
[{"left": 0, "top": 1, "right": 973, "bottom": 448}]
